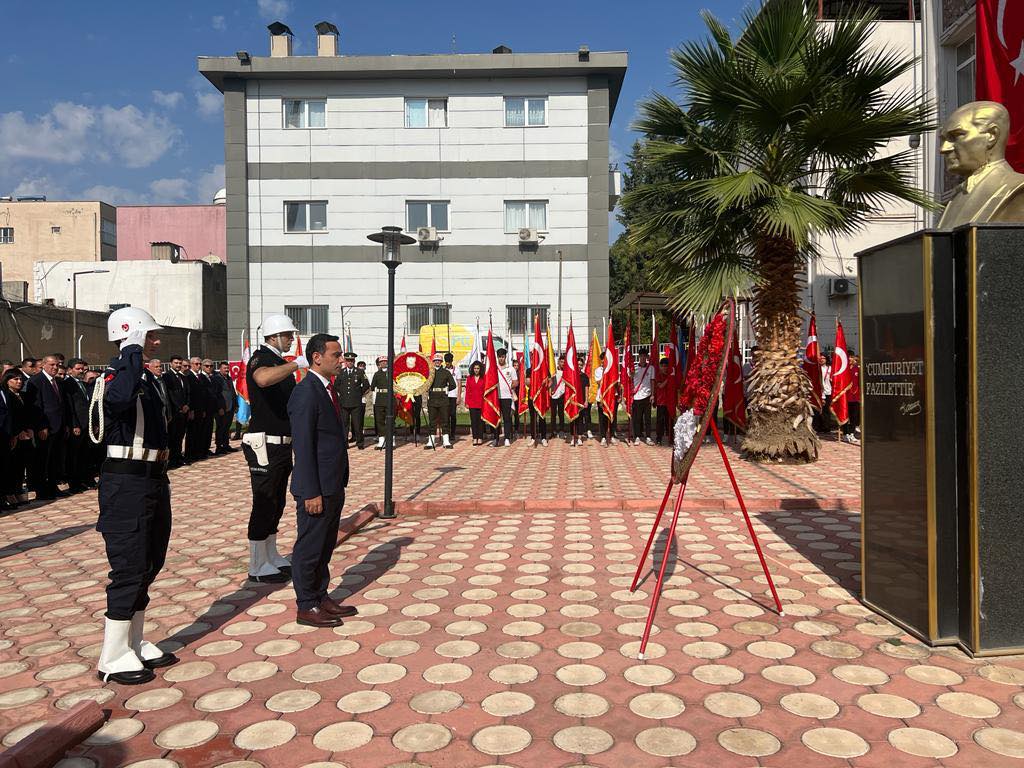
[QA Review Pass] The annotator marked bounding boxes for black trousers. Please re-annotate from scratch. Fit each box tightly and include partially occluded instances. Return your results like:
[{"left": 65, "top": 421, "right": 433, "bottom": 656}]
[
  {"left": 469, "top": 408, "right": 483, "bottom": 440},
  {"left": 448, "top": 399, "right": 458, "bottom": 438},
  {"left": 576, "top": 404, "right": 591, "bottom": 435},
  {"left": 551, "top": 397, "right": 566, "bottom": 433},
  {"left": 97, "top": 468, "right": 172, "bottom": 620},
  {"left": 167, "top": 414, "right": 187, "bottom": 464},
  {"left": 494, "top": 399, "right": 514, "bottom": 443},
  {"left": 202, "top": 411, "right": 215, "bottom": 455},
  {"left": 32, "top": 431, "right": 64, "bottom": 496},
  {"left": 427, "top": 401, "right": 449, "bottom": 433},
  {"left": 842, "top": 402, "right": 861, "bottom": 435},
  {"left": 598, "top": 406, "right": 617, "bottom": 438},
  {"left": 530, "top": 409, "right": 548, "bottom": 440},
  {"left": 185, "top": 412, "right": 207, "bottom": 460},
  {"left": 632, "top": 398, "right": 652, "bottom": 439},
  {"left": 244, "top": 442, "right": 293, "bottom": 541},
  {"left": 373, "top": 405, "right": 388, "bottom": 439},
  {"left": 292, "top": 491, "right": 344, "bottom": 611},
  {"left": 340, "top": 406, "right": 364, "bottom": 445},
  {"left": 409, "top": 399, "right": 422, "bottom": 439},
  {"left": 4, "top": 440, "right": 31, "bottom": 495},
  {"left": 656, "top": 405, "right": 671, "bottom": 442},
  {"left": 215, "top": 411, "right": 232, "bottom": 449},
  {"left": 66, "top": 432, "right": 95, "bottom": 488}
]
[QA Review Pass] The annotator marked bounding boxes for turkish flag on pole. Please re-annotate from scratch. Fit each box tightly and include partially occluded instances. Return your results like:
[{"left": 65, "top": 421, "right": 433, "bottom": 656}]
[
  {"left": 529, "top": 314, "right": 550, "bottom": 417},
  {"left": 977, "top": 0, "right": 1024, "bottom": 171},
  {"left": 564, "top": 321, "right": 582, "bottom": 422},
  {"left": 723, "top": 331, "right": 747, "bottom": 431},
  {"left": 621, "top": 321, "right": 635, "bottom": 418},
  {"left": 830, "top": 319, "right": 853, "bottom": 426},
  {"left": 803, "top": 313, "right": 823, "bottom": 410},
  {"left": 599, "top": 320, "right": 619, "bottom": 420},
  {"left": 482, "top": 325, "right": 501, "bottom": 428}
]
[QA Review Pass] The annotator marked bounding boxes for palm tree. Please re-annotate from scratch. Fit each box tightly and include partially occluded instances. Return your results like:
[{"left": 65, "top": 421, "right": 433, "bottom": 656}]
[{"left": 626, "top": 0, "right": 933, "bottom": 462}]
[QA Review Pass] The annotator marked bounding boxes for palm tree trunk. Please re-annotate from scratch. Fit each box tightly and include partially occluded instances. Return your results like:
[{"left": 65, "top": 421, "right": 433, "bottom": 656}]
[{"left": 742, "top": 233, "right": 819, "bottom": 463}]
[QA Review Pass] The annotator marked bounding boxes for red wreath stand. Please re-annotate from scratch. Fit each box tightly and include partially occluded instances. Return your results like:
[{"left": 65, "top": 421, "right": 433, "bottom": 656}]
[{"left": 630, "top": 299, "right": 783, "bottom": 659}]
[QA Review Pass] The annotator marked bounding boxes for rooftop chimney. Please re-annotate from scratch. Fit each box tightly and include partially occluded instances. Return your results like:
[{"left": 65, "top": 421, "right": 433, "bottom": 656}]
[
  {"left": 492, "top": 45, "right": 512, "bottom": 54},
  {"left": 315, "top": 21, "right": 339, "bottom": 57},
  {"left": 268, "top": 22, "right": 293, "bottom": 57}
]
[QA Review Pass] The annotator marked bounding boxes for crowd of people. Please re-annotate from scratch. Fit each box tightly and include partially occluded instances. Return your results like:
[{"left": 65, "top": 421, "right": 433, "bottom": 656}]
[{"left": 0, "top": 354, "right": 239, "bottom": 511}]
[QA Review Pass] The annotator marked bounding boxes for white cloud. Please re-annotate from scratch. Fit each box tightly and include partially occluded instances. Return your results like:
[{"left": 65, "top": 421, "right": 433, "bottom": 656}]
[
  {"left": 212, "top": 15, "right": 226, "bottom": 30},
  {"left": 195, "top": 91, "right": 222, "bottom": 120},
  {"left": 0, "top": 101, "right": 179, "bottom": 168},
  {"left": 196, "top": 163, "right": 225, "bottom": 204},
  {"left": 257, "top": 0, "right": 291, "bottom": 19},
  {"left": 152, "top": 90, "right": 184, "bottom": 109},
  {"left": 11, "top": 175, "right": 67, "bottom": 200},
  {"left": 148, "top": 177, "right": 192, "bottom": 202},
  {"left": 80, "top": 184, "right": 147, "bottom": 205}
]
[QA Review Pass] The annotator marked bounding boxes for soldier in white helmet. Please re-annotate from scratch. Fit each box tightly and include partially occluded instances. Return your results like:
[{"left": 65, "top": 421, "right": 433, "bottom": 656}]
[
  {"left": 93, "top": 307, "right": 179, "bottom": 685},
  {"left": 241, "top": 314, "right": 308, "bottom": 583}
]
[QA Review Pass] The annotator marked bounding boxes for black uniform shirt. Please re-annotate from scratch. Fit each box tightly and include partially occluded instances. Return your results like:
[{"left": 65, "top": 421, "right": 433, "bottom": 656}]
[
  {"left": 370, "top": 369, "right": 391, "bottom": 406},
  {"left": 246, "top": 345, "right": 295, "bottom": 436},
  {"left": 334, "top": 367, "right": 370, "bottom": 408},
  {"left": 102, "top": 345, "right": 169, "bottom": 450},
  {"left": 427, "top": 368, "right": 457, "bottom": 407}
]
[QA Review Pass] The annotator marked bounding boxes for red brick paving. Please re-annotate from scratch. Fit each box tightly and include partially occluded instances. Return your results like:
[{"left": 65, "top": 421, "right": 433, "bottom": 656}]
[{"left": 1, "top": 439, "right": 1023, "bottom": 767}]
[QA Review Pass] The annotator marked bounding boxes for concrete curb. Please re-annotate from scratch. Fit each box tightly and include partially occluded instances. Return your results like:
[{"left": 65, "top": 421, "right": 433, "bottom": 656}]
[
  {"left": 393, "top": 496, "right": 859, "bottom": 516},
  {"left": 337, "top": 503, "right": 381, "bottom": 544}
]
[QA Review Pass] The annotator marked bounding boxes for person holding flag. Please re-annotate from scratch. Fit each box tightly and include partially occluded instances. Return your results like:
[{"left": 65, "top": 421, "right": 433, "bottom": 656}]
[
  {"left": 529, "top": 315, "right": 551, "bottom": 446},
  {"left": 562, "top": 320, "right": 583, "bottom": 446},
  {"left": 481, "top": 326, "right": 502, "bottom": 441},
  {"left": 583, "top": 329, "right": 602, "bottom": 440},
  {"left": 492, "top": 347, "right": 517, "bottom": 446},
  {"left": 631, "top": 346, "right": 655, "bottom": 445},
  {"left": 621, "top": 322, "right": 635, "bottom": 443},
  {"left": 830, "top": 319, "right": 855, "bottom": 443},
  {"left": 803, "top": 313, "right": 824, "bottom": 429},
  {"left": 597, "top": 321, "right": 620, "bottom": 445}
]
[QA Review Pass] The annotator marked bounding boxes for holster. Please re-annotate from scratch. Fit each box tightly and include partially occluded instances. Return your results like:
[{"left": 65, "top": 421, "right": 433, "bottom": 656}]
[{"left": 242, "top": 431, "right": 270, "bottom": 466}]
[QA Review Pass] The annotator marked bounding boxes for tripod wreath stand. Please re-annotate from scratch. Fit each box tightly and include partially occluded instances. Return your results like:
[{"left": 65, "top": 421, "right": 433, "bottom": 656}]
[{"left": 630, "top": 299, "right": 784, "bottom": 660}]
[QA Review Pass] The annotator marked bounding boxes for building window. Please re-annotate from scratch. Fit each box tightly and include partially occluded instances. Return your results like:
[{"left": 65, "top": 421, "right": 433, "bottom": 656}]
[
  {"left": 284, "top": 305, "right": 329, "bottom": 335},
  {"left": 283, "top": 99, "right": 326, "bottom": 129},
  {"left": 955, "top": 39, "right": 975, "bottom": 107},
  {"left": 408, "top": 304, "right": 450, "bottom": 334},
  {"left": 504, "top": 97, "right": 547, "bottom": 127},
  {"left": 406, "top": 201, "right": 450, "bottom": 232},
  {"left": 506, "top": 305, "right": 549, "bottom": 336},
  {"left": 405, "top": 98, "right": 447, "bottom": 128},
  {"left": 504, "top": 201, "right": 548, "bottom": 233},
  {"left": 51, "top": 226, "right": 61, "bottom": 234},
  {"left": 101, "top": 219, "right": 116, "bottom": 246},
  {"left": 0, "top": 227, "right": 13, "bottom": 244},
  {"left": 285, "top": 201, "right": 328, "bottom": 233}
]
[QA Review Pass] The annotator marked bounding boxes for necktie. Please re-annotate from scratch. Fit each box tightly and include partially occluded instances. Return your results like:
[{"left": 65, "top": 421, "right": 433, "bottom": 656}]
[{"left": 328, "top": 384, "right": 340, "bottom": 417}]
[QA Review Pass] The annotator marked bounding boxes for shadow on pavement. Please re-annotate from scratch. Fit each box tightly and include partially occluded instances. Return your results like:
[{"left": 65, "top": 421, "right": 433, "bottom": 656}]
[
  {"left": 757, "top": 510, "right": 861, "bottom": 593},
  {"left": 404, "top": 466, "right": 464, "bottom": 501},
  {"left": 332, "top": 535, "right": 414, "bottom": 601},
  {"left": 0, "top": 523, "right": 93, "bottom": 560}
]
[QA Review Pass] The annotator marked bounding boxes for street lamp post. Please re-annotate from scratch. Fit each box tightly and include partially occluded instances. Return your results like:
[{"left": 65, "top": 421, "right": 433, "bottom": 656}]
[
  {"left": 71, "top": 269, "right": 110, "bottom": 357},
  {"left": 367, "top": 226, "right": 415, "bottom": 519}
]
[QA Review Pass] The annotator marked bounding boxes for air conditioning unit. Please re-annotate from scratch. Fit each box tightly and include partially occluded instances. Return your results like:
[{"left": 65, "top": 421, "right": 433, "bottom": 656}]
[
  {"left": 518, "top": 228, "right": 539, "bottom": 244},
  {"left": 417, "top": 226, "right": 439, "bottom": 244},
  {"left": 829, "top": 278, "right": 857, "bottom": 297}
]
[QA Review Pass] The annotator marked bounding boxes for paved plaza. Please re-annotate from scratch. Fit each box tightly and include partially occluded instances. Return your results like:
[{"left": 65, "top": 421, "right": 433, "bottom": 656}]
[{"left": 2, "top": 439, "right": 1024, "bottom": 767}]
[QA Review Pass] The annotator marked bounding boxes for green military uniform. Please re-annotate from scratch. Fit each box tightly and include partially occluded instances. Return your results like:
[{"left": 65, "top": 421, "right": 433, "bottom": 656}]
[
  {"left": 370, "top": 365, "right": 390, "bottom": 443},
  {"left": 333, "top": 362, "right": 370, "bottom": 447},
  {"left": 427, "top": 366, "right": 457, "bottom": 447}
]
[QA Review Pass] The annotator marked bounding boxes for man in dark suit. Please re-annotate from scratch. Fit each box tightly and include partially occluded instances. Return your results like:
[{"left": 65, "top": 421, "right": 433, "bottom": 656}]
[
  {"left": 185, "top": 357, "right": 208, "bottom": 461},
  {"left": 162, "top": 356, "right": 190, "bottom": 467},
  {"left": 212, "top": 362, "right": 237, "bottom": 454},
  {"left": 63, "top": 357, "right": 96, "bottom": 492},
  {"left": 200, "top": 360, "right": 218, "bottom": 457},
  {"left": 25, "top": 354, "right": 67, "bottom": 500},
  {"left": 287, "top": 333, "right": 357, "bottom": 628}
]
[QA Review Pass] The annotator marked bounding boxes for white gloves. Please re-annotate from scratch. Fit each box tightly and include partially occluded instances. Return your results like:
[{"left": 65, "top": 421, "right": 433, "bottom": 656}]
[
  {"left": 120, "top": 330, "right": 148, "bottom": 350},
  {"left": 293, "top": 355, "right": 309, "bottom": 370}
]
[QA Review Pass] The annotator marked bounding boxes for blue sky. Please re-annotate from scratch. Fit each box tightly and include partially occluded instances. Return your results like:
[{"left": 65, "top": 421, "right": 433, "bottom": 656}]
[{"left": 1, "top": 0, "right": 752, "bottom": 219}]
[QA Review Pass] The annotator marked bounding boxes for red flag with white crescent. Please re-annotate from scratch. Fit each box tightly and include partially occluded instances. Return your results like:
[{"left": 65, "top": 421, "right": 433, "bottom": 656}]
[
  {"left": 599, "top": 320, "right": 619, "bottom": 420},
  {"left": 977, "top": 0, "right": 1024, "bottom": 170},
  {"left": 830, "top": 320, "right": 852, "bottom": 426},
  {"left": 621, "top": 321, "right": 635, "bottom": 418},
  {"left": 723, "top": 331, "right": 747, "bottom": 430},
  {"left": 529, "top": 314, "right": 550, "bottom": 418},
  {"left": 564, "top": 321, "right": 582, "bottom": 421},
  {"left": 482, "top": 325, "right": 501, "bottom": 428},
  {"left": 803, "top": 314, "right": 823, "bottom": 410}
]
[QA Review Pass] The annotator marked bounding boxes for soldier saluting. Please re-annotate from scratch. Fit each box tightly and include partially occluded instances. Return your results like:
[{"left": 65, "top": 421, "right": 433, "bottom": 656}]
[
  {"left": 93, "top": 307, "right": 179, "bottom": 685},
  {"left": 333, "top": 351, "right": 370, "bottom": 449},
  {"left": 242, "top": 314, "right": 308, "bottom": 584}
]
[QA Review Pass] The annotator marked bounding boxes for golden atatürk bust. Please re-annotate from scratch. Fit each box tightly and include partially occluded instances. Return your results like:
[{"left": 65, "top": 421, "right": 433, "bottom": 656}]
[{"left": 937, "top": 100, "right": 1024, "bottom": 230}]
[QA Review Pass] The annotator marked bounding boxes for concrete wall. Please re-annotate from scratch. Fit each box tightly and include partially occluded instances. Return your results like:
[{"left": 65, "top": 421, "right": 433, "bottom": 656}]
[
  {"left": 31, "top": 260, "right": 225, "bottom": 332},
  {"left": 0, "top": 201, "right": 115, "bottom": 301},
  {"left": 116, "top": 205, "right": 226, "bottom": 262}
]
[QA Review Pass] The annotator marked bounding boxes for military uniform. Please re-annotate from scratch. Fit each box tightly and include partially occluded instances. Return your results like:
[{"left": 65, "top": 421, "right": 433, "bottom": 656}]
[
  {"left": 426, "top": 364, "right": 457, "bottom": 448},
  {"left": 243, "top": 344, "right": 296, "bottom": 581},
  {"left": 334, "top": 362, "right": 370, "bottom": 448},
  {"left": 370, "top": 360, "right": 390, "bottom": 448}
]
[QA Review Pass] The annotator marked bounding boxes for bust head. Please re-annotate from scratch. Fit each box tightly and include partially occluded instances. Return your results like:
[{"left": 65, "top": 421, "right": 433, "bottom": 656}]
[{"left": 940, "top": 101, "right": 1011, "bottom": 177}]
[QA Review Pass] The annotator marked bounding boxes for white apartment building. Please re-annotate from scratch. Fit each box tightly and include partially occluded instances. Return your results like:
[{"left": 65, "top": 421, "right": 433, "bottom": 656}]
[{"left": 199, "top": 23, "right": 626, "bottom": 358}]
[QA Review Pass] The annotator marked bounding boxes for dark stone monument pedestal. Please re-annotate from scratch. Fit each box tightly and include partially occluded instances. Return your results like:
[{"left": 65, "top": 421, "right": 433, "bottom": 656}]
[{"left": 857, "top": 224, "right": 1024, "bottom": 656}]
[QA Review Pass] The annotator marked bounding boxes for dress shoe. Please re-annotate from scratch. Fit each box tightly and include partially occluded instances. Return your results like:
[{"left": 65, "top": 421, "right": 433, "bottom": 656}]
[
  {"left": 296, "top": 606, "right": 344, "bottom": 628},
  {"left": 320, "top": 597, "right": 358, "bottom": 617},
  {"left": 55, "top": 489, "right": 71, "bottom": 498},
  {"left": 96, "top": 668, "right": 155, "bottom": 685},
  {"left": 142, "top": 652, "right": 179, "bottom": 669}
]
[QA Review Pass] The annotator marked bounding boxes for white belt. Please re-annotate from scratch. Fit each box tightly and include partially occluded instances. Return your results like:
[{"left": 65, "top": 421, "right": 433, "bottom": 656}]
[
  {"left": 107, "top": 446, "right": 170, "bottom": 462},
  {"left": 266, "top": 435, "right": 292, "bottom": 445}
]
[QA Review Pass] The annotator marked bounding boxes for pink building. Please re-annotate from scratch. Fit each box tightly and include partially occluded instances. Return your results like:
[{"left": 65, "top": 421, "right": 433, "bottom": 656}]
[{"left": 116, "top": 203, "right": 226, "bottom": 262}]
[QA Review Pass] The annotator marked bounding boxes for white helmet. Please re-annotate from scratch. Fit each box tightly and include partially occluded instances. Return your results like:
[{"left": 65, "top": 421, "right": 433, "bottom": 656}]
[
  {"left": 261, "top": 313, "right": 299, "bottom": 339},
  {"left": 107, "top": 307, "right": 162, "bottom": 342}
]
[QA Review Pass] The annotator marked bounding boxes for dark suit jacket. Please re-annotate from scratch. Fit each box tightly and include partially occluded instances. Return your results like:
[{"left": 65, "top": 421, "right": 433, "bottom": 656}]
[
  {"left": 0, "top": 389, "right": 10, "bottom": 441},
  {"left": 186, "top": 371, "right": 207, "bottom": 415},
  {"left": 163, "top": 370, "right": 188, "bottom": 413},
  {"left": 288, "top": 373, "right": 349, "bottom": 500},
  {"left": 25, "top": 372, "right": 65, "bottom": 432},
  {"left": 212, "top": 372, "right": 237, "bottom": 413},
  {"left": 63, "top": 376, "right": 90, "bottom": 432}
]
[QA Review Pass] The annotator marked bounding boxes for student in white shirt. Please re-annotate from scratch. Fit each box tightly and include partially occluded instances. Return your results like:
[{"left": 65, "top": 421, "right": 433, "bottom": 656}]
[
  {"left": 551, "top": 356, "right": 567, "bottom": 438},
  {"left": 631, "top": 348, "right": 655, "bottom": 445},
  {"left": 493, "top": 348, "right": 517, "bottom": 447}
]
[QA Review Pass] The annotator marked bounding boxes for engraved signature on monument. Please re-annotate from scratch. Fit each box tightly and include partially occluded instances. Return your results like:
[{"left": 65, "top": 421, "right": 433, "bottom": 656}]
[{"left": 899, "top": 401, "right": 922, "bottom": 416}]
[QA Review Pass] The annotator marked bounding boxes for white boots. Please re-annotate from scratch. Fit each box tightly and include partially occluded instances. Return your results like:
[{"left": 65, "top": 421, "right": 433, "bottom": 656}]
[
  {"left": 97, "top": 617, "right": 154, "bottom": 685},
  {"left": 265, "top": 534, "right": 291, "bottom": 570},
  {"left": 376, "top": 436, "right": 386, "bottom": 450},
  {"left": 130, "top": 612, "right": 177, "bottom": 669},
  {"left": 248, "top": 540, "right": 289, "bottom": 583},
  {"left": 442, "top": 434, "right": 452, "bottom": 449}
]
